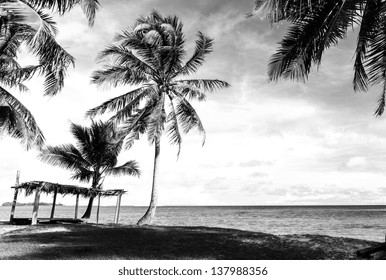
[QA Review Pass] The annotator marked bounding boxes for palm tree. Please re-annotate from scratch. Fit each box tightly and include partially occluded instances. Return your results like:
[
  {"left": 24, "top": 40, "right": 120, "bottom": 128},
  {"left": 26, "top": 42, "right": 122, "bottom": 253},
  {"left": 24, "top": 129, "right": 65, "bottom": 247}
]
[
  {"left": 251, "top": 0, "right": 386, "bottom": 115},
  {"left": 0, "top": 0, "right": 99, "bottom": 148},
  {"left": 39, "top": 121, "right": 141, "bottom": 219},
  {"left": 87, "top": 11, "right": 230, "bottom": 225}
]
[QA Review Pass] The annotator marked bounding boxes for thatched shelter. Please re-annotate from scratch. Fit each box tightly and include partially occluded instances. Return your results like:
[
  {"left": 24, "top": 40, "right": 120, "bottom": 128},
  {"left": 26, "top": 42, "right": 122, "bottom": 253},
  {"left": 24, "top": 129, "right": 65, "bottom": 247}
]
[{"left": 10, "top": 180, "right": 126, "bottom": 225}]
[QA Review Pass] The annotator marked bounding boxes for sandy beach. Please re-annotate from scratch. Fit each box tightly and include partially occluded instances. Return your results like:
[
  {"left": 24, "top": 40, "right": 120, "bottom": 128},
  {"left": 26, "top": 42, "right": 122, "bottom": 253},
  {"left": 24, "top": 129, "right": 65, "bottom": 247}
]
[{"left": 0, "top": 223, "right": 379, "bottom": 260}]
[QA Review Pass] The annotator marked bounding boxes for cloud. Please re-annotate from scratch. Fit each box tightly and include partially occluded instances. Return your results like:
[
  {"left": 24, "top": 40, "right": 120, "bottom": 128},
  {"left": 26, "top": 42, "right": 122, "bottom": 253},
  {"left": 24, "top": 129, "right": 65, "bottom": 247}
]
[
  {"left": 239, "top": 160, "right": 273, "bottom": 168},
  {"left": 250, "top": 172, "right": 268, "bottom": 178},
  {"left": 345, "top": 157, "right": 370, "bottom": 169}
]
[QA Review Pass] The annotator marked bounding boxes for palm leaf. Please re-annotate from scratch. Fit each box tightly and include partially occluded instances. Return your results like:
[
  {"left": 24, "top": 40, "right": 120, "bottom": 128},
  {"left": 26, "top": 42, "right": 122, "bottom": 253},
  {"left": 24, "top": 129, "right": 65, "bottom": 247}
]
[
  {"left": 91, "top": 65, "right": 148, "bottom": 87},
  {"left": 166, "top": 98, "right": 182, "bottom": 156},
  {"left": 353, "top": 0, "right": 382, "bottom": 92},
  {"left": 97, "top": 44, "right": 155, "bottom": 76},
  {"left": 175, "top": 96, "right": 206, "bottom": 146},
  {"left": 0, "top": 86, "right": 44, "bottom": 149},
  {"left": 109, "top": 86, "right": 156, "bottom": 124},
  {"left": 39, "top": 144, "right": 90, "bottom": 171},
  {"left": 86, "top": 86, "right": 153, "bottom": 118},
  {"left": 146, "top": 93, "right": 166, "bottom": 144},
  {"left": 267, "top": 1, "right": 358, "bottom": 81},
  {"left": 27, "top": 0, "right": 99, "bottom": 26},
  {"left": 176, "top": 32, "right": 213, "bottom": 77},
  {"left": 105, "top": 160, "right": 141, "bottom": 177},
  {"left": 176, "top": 79, "right": 230, "bottom": 92},
  {"left": 120, "top": 98, "right": 157, "bottom": 148}
]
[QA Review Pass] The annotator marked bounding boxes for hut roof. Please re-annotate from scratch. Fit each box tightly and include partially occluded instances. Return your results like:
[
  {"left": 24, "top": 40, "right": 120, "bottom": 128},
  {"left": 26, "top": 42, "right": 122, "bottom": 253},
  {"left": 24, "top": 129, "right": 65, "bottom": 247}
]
[{"left": 13, "top": 181, "right": 126, "bottom": 197}]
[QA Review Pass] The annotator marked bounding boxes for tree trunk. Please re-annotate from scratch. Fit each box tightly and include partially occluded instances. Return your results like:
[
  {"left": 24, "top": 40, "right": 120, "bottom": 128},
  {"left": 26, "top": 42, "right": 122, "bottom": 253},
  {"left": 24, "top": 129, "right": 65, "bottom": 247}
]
[
  {"left": 137, "top": 137, "right": 161, "bottom": 226},
  {"left": 81, "top": 196, "right": 94, "bottom": 219},
  {"left": 81, "top": 171, "right": 100, "bottom": 219}
]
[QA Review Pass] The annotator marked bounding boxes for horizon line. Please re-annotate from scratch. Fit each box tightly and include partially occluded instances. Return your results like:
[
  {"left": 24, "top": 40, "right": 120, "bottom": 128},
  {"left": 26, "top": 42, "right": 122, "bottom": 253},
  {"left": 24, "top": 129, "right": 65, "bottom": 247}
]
[{"left": 11, "top": 204, "right": 385, "bottom": 207}]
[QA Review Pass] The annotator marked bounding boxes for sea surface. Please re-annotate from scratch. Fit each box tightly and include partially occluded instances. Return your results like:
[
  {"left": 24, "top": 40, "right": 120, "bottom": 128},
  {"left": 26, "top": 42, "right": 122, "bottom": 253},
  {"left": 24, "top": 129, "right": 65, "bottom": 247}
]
[{"left": 1, "top": 205, "right": 385, "bottom": 242}]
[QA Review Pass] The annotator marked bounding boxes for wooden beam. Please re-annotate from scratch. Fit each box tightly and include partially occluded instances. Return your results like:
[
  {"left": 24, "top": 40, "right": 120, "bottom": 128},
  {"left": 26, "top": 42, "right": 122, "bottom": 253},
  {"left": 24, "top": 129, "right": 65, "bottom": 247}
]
[
  {"left": 9, "top": 189, "right": 19, "bottom": 223},
  {"left": 9, "top": 171, "right": 20, "bottom": 223},
  {"left": 31, "top": 187, "right": 41, "bottom": 225},
  {"left": 74, "top": 193, "right": 79, "bottom": 219},
  {"left": 50, "top": 188, "right": 58, "bottom": 219},
  {"left": 113, "top": 193, "right": 122, "bottom": 224},
  {"left": 96, "top": 194, "right": 101, "bottom": 224}
]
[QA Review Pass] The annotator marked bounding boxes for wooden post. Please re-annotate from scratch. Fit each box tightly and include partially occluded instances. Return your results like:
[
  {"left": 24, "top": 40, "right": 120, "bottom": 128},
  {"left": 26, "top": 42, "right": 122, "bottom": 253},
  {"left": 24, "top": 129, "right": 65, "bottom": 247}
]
[
  {"left": 74, "top": 194, "right": 79, "bottom": 219},
  {"left": 31, "top": 187, "right": 41, "bottom": 225},
  {"left": 114, "top": 193, "right": 122, "bottom": 224},
  {"left": 50, "top": 188, "right": 58, "bottom": 219},
  {"left": 96, "top": 193, "right": 101, "bottom": 224},
  {"left": 10, "top": 171, "right": 20, "bottom": 223}
]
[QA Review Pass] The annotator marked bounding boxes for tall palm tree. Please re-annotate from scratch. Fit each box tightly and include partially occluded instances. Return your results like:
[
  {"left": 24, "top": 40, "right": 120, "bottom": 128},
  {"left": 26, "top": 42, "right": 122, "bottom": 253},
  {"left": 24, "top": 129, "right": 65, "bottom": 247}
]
[
  {"left": 0, "top": 0, "right": 99, "bottom": 148},
  {"left": 39, "top": 121, "right": 141, "bottom": 219},
  {"left": 251, "top": 0, "right": 386, "bottom": 115},
  {"left": 87, "top": 11, "right": 230, "bottom": 225}
]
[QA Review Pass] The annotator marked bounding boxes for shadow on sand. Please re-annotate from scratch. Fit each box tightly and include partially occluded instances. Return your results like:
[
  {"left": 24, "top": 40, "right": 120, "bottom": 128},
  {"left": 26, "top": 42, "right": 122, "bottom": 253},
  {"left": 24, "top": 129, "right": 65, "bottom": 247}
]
[{"left": 0, "top": 224, "right": 378, "bottom": 260}]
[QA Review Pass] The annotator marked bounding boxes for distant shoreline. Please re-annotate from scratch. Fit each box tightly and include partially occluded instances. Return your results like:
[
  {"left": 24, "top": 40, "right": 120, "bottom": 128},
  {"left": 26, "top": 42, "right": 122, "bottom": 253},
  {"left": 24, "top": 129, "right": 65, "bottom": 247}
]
[
  {"left": 1, "top": 202, "right": 65, "bottom": 207},
  {"left": 1, "top": 204, "right": 385, "bottom": 207}
]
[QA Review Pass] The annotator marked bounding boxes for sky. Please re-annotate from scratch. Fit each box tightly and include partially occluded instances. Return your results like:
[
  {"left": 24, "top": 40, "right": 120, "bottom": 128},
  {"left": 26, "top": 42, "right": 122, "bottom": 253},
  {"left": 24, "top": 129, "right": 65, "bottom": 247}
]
[{"left": 1, "top": 0, "right": 386, "bottom": 207}]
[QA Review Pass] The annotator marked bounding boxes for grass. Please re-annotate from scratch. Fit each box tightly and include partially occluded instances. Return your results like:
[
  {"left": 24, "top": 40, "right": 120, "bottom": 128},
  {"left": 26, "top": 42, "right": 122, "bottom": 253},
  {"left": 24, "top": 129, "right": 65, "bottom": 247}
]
[{"left": 0, "top": 223, "right": 379, "bottom": 260}]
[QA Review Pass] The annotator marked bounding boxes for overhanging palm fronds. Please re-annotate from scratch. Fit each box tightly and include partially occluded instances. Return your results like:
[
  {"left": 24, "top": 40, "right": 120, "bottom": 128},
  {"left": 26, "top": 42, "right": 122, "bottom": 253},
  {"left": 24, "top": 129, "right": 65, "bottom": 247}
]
[
  {"left": 0, "top": 86, "right": 44, "bottom": 148},
  {"left": 0, "top": 0, "right": 99, "bottom": 148},
  {"left": 252, "top": 0, "right": 386, "bottom": 116}
]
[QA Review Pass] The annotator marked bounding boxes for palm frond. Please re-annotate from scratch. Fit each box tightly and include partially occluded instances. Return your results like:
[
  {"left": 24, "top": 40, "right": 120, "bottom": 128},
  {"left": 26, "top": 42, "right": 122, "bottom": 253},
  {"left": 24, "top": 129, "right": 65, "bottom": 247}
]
[
  {"left": 166, "top": 98, "right": 182, "bottom": 156},
  {"left": 91, "top": 65, "right": 148, "bottom": 87},
  {"left": 80, "top": 0, "right": 99, "bottom": 27},
  {"left": 146, "top": 93, "right": 166, "bottom": 144},
  {"left": 39, "top": 144, "right": 90, "bottom": 171},
  {"left": 177, "top": 32, "right": 213, "bottom": 76},
  {"left": 116, "top": 30, "right": 161, "bottom": 71},
  {"left": 268, "top": 1, "right": 357, "bottom": 81},
  {"left": 353, "top": 0, "right": 382, "bottom": 92},
  {"left": 0, "top": 86, "right": 44, "bottom": 149},
  {"left": 374, "top": 83, "right": 386, "bottom": 116},
  {"left": 105, "top": 160, "right": 141, "bottom": 177},
  {"left": 120, "top": 98, "right": 157, "bottom": 149},
  {"left": 27, "top": 0, "right": 99, "bottom": 26},
  {"left": 175, "top": 96, "right": 206, "bottom": 146},
  {"left": 175, "top": 79, "right": 230, "bottom": 92},
  {"left": 109, "top": 86, "right": 156, "bottom": 124},
  {"left": 250, "top": 0, "right": 322, "bottom": 22},
  {"left": 70, "top": 167, "right": 94, "bottom": 182},
  {"left": 24, "top": 26, "right": 75, "bottom": 95},
  {"left": 86, "top": 86, "right": 153, "bottom": 119},
  {"left": 174, "top": 83, "right": 207, "bottom": 102},
  {"left": 97, "top": 44, "right": 155, "bottom": 76}
]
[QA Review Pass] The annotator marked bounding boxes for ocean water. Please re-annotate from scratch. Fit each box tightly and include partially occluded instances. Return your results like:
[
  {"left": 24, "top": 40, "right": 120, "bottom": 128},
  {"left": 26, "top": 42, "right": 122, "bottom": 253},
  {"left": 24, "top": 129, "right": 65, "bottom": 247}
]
[{"left": 0, "top": 205, "right": 385, "bottom": 242}]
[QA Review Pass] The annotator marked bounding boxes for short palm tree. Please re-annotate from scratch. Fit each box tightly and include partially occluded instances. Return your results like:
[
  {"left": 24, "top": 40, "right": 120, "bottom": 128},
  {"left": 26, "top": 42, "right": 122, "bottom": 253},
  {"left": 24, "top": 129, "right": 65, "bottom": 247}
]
[
  {"left": 0, "top": 0, "right": 99, "bottom": 148},
  {"left": 39, "top": 121, "right": 141, "bottom": 219},
  {"left": 251, "top": 0, "right": 386, "bottom": 115},
  {"left": 87, "top": 11, "right": 230, "bottom": 225}
]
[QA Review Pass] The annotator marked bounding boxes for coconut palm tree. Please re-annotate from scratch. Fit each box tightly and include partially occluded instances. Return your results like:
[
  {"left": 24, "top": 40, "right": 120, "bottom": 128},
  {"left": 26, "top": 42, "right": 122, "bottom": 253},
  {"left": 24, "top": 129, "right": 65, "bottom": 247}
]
[
  {"left": 0, "top": 0, "right": 99, "bottom": 148},
  {"left": 87, "top": 11, "right": 230, "bottom": 225},
  {"left": 39, "top": 121, "right": 141, "bottom": 219},
  {"left": 251, "top": 0, "right": 386, "bottom": 115}
]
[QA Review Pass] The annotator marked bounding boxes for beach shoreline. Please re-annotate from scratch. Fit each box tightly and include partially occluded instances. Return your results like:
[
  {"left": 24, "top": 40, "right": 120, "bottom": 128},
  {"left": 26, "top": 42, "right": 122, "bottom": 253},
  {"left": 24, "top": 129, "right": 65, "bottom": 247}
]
[{"left": 0, "top": 222, "right": 380, "bottom": 260}]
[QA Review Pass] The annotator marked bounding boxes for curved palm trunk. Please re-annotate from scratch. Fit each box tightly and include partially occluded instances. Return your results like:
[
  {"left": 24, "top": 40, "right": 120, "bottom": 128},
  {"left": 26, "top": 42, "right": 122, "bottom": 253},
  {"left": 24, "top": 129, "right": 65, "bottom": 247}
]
[
  {"left": 137, "top": 137, "right": 160, "bottom": 226},
  {"left": 81, "top": 196, "right": 94, "bottom": 219},
  {"left": 81, "top": 174, "right": 100, "bottom": 219}
]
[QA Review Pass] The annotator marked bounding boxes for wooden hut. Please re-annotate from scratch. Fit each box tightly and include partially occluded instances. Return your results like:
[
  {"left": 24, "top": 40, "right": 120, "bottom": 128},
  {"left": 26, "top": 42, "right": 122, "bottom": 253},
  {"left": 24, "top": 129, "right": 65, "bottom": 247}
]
[{"left": 9, "top": 181, "right": 126, "bottom": 225}]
